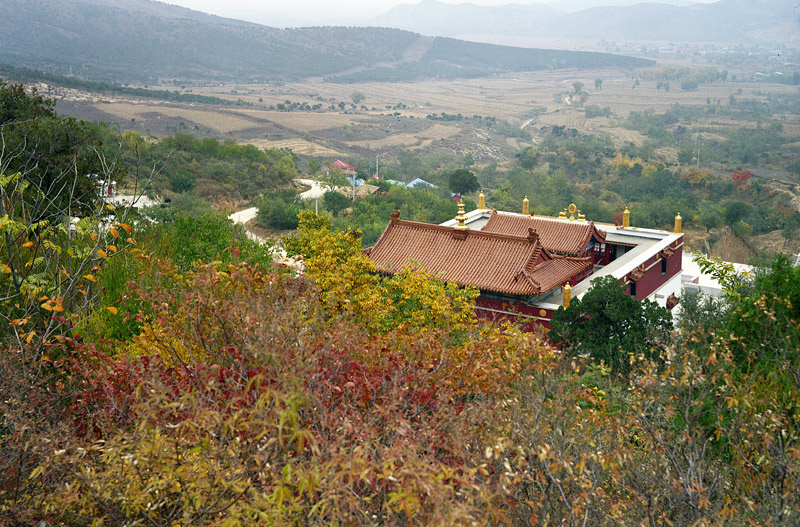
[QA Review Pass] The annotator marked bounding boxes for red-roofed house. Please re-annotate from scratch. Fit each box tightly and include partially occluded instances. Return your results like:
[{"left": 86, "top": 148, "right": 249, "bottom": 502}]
[{"left": 329, "top": 160, "right": 357, "bottom": 176}]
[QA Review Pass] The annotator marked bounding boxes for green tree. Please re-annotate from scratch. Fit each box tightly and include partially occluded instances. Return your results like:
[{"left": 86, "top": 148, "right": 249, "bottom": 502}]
[
  {"left": 256, "top": 188, "right": 305, "bottom": 230},
  {"left": 160, "top": 213, "right": 240, "bottom": 270},
  {"left": 0, "top": 80, "right": 111, "bottom": 217},
  {"left": 323, "top": 190, "right": 350, "bottom": 216},
  {"left": 447, "top": 168, "right": 479, "bottom": 195},
  {"left": 594, "top": 78, "right": 603, "bottom": 91},
  {"left": 350, "top": 91, "right": 365, "bottom": 106},
  {"left": 550, "top": 275, "right": 673, "bottom": 375},
  {"left": 318, "top": 168, "right": 348, "bottom": 192},
  {"left": 724, "top": 254, "right": 800, "bottom": 376},
  {"left": 572, "top": 81, "right": 584, "bottom": 94},
  {"left": 724, "top": 200, "right": 753, "bottom": 226},
  {"left": 698, "top": 206, "right": 723, "bottom": 232},
  {"left": 167, "top": 171, "right": 195, "bottom": 192},
  {"left": 306, "top": 158, "right": 321, "bottom": 175}
]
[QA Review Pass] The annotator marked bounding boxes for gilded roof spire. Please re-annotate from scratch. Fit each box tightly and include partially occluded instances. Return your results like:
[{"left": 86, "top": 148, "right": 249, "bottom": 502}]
[
  {"left": 674, "top": 212, "right": 682, "bottom": 234},
  {"left": 623, "top": 207, "right": 630, "bottom": 228},
  {"left": 455, "top": 201, "right": 468, "bottom": 230},
  {"left": 522, "top": 196, "right": 529, "bottom": 216},
  {"left": 562, "top": 282, "right": 572, "bottom": 309},
  {"left": 478, "top": 191, "right": 485, "bottom": 210}
]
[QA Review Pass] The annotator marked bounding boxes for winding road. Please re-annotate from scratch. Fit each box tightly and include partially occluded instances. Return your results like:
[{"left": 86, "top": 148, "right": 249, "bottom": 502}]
[{"left": 228, "top": 179, "right": 326, "bottom": 241}]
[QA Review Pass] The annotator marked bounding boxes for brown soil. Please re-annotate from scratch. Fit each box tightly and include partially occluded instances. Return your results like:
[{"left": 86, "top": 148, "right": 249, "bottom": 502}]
[
  {"left": 244, "top": 218, "right": 286, "bottom": 242},
  {"left": 211, "top": 196, "right": 250, "bottom": 214},
  {"left": 752, "top": 229, "right": 800, "bottom": 257},
  {"left": 709, "top": 228, "right": 756, "bottom": 264}
]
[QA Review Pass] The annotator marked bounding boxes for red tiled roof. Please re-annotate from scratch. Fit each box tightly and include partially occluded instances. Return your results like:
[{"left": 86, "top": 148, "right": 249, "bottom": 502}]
[
  {"left": 366, "top": 214, "right": 590, "bottom": 296},
  {"left": 330, "top": 160, "right": 357, "bottom": 172},
  {"left": 481, "top": 211, "right": 606, "bottom": 256}
]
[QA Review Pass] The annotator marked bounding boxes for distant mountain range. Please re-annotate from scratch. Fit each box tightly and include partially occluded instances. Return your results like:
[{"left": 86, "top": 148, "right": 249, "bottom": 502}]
[
  {"left": 0, "top": 0, "right": 653, "bottom": 84},
  {"left": 372, "top": 0, "right": 800, "bottom": 46}
]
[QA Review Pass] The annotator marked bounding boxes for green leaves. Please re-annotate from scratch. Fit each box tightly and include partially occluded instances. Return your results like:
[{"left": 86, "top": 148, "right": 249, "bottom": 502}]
[
  {"left": 693, "top": 253, "right": 751, "bottom": 302},
  {"left": 550, "top": 275, "right": 672, "bottom": 376}
]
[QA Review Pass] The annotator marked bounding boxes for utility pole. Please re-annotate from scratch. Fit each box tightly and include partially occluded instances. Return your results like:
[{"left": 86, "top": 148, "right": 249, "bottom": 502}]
[{"left": 696, "top": 133, "right": 701, "bottom": 169}]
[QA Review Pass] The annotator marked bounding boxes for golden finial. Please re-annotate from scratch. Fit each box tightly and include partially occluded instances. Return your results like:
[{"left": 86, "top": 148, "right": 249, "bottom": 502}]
[
  {"left": 455, "top": 201, "right": 468, "bottom": 230},
  {"left": 559, "top": 209, "right": 567, "bottom": 219},
  {"left": 674, "top": 212, "right": 682, "bottom": 234},
  {"left": 578, "top": 212, "right": 586, "bottom": 222},
  {"left": 623, "top": 207, "right": 630, "bottom": 228},
  {"left": 522, "top": 196, "right": 529, "bottom": 216},
  {"left": 562, "top": 283, "right": 572, "bottom": 309},
  {"left": 478, "top": 191, "right": 485, "bottom": 210},
  {"left": 568, "top": 203, "right": 577, "bottom": 221}
]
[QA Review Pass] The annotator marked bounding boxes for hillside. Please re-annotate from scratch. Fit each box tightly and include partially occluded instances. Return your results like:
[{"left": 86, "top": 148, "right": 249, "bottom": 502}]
[
  {"left": 373, "top": 0, "right": 800, "bottom": 45},
  {"left": 0, "top": 0, "right": 651, "bottom": 84}
]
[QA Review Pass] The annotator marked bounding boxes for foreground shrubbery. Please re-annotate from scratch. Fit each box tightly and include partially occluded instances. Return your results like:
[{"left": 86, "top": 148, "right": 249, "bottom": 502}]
[{"left": 2, "top": 212, "right": 799, "bottom": 526}]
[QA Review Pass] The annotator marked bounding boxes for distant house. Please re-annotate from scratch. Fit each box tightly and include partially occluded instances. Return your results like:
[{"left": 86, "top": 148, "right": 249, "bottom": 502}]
[
  {"left": 328, "top": 160, "right": 357, "bottom": 176},
  {"left": 406, "top": 178, "right": 437, "bottom": 190},
  {"left": 327, "top": 159, "right": 363, "bottom": 186},
  {"left": 405, "top": 177, "right": 462, "bottom": 201}
]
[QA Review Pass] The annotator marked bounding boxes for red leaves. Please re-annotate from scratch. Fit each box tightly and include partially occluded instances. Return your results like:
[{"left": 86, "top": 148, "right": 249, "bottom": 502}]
[{"left": 731, "top": 169, "right": 753, "bottom": 185}]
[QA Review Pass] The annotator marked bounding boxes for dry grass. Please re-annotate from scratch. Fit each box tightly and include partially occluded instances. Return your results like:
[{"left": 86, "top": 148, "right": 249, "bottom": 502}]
[
  {"left": 345, "top": 123, "right": 461, "bottom": 149},
  {"left": 93, "top": 102, "right": 258, "bottom": 133},
  {"left": 230, "top": 109, "right": 371, "bottom": 132},
  {"left": 246, "top": 138, "right": 344, "bottom": 157}
]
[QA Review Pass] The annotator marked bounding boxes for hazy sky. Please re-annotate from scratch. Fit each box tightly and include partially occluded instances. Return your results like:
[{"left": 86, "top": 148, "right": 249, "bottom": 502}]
[{"left": 165, "top": 0, "right": 721, "bottom": 27}]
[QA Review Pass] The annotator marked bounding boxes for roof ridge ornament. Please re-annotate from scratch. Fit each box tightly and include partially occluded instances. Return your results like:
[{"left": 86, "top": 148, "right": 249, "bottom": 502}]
[
  {"left": 455, "top": 201, "right": 468, "bottom": 230},
  {"left": 568, "top": 203, "right": 578, "bottom": 221},
  {"left": 562, "top": 282, "right": 572, "bottom": 308}
]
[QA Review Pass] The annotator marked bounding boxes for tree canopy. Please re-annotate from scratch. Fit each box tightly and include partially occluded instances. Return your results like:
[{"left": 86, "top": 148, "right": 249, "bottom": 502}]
[
  {"left": 447, "top": 168, "right": 480, "bottom": 195},
  {"left": 549, "top": 275, "right": 673, "bottom": 375}
]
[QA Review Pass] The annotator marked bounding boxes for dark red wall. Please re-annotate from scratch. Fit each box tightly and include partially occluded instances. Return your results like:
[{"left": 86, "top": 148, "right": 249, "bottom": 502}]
[
  {"left": 627, "top": 240, "right": 683, "bottom": 299},
  {"left": 474, "top": 296, "right": 555, "bottom": 330}
]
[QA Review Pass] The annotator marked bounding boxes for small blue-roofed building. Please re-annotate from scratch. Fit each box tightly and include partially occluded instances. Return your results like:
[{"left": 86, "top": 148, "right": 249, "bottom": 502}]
[{"left": 406, "top": 178, "right": 438, "bottom": 190}]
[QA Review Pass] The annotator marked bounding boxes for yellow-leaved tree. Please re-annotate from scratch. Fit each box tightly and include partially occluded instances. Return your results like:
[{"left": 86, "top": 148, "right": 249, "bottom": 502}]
[{"left": 283, "top": 210, "right": 478, "bottom": 335}]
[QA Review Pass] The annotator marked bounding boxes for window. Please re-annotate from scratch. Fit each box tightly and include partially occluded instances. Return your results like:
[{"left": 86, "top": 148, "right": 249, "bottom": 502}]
[
  {"left": 630, "top": 281, "right": 637, "bottom": 299},
  {"left": 661, "top": 258, "right": 667, "bottom": 276},
  {"left": 608, "top": 244, "right": 617, "bottom": 263}
]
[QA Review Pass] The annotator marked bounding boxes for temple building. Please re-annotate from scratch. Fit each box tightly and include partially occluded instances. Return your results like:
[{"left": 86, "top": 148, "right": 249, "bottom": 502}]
[{"left": 365, "top": 195, "right": 684, "bottom": 329}]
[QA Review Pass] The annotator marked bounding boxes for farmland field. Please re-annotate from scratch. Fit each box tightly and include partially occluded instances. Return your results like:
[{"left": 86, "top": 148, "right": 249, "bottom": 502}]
[{"left": 51, "top": 66, "right": 798, "bottom": 166}]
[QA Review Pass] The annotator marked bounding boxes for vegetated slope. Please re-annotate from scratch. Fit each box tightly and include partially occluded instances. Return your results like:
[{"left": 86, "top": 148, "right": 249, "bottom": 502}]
[
  {"left": 0, "top": 0, "right": 651, "bottom": 85},
  {"left": 327, "top": 38, "right": 653, "bottom": 83},
  {"left": 0, "top": 0, "right": 417, "bottom": 83},
  {"left": 374, "top": 0, "right": 800, "bottom": 44}
]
